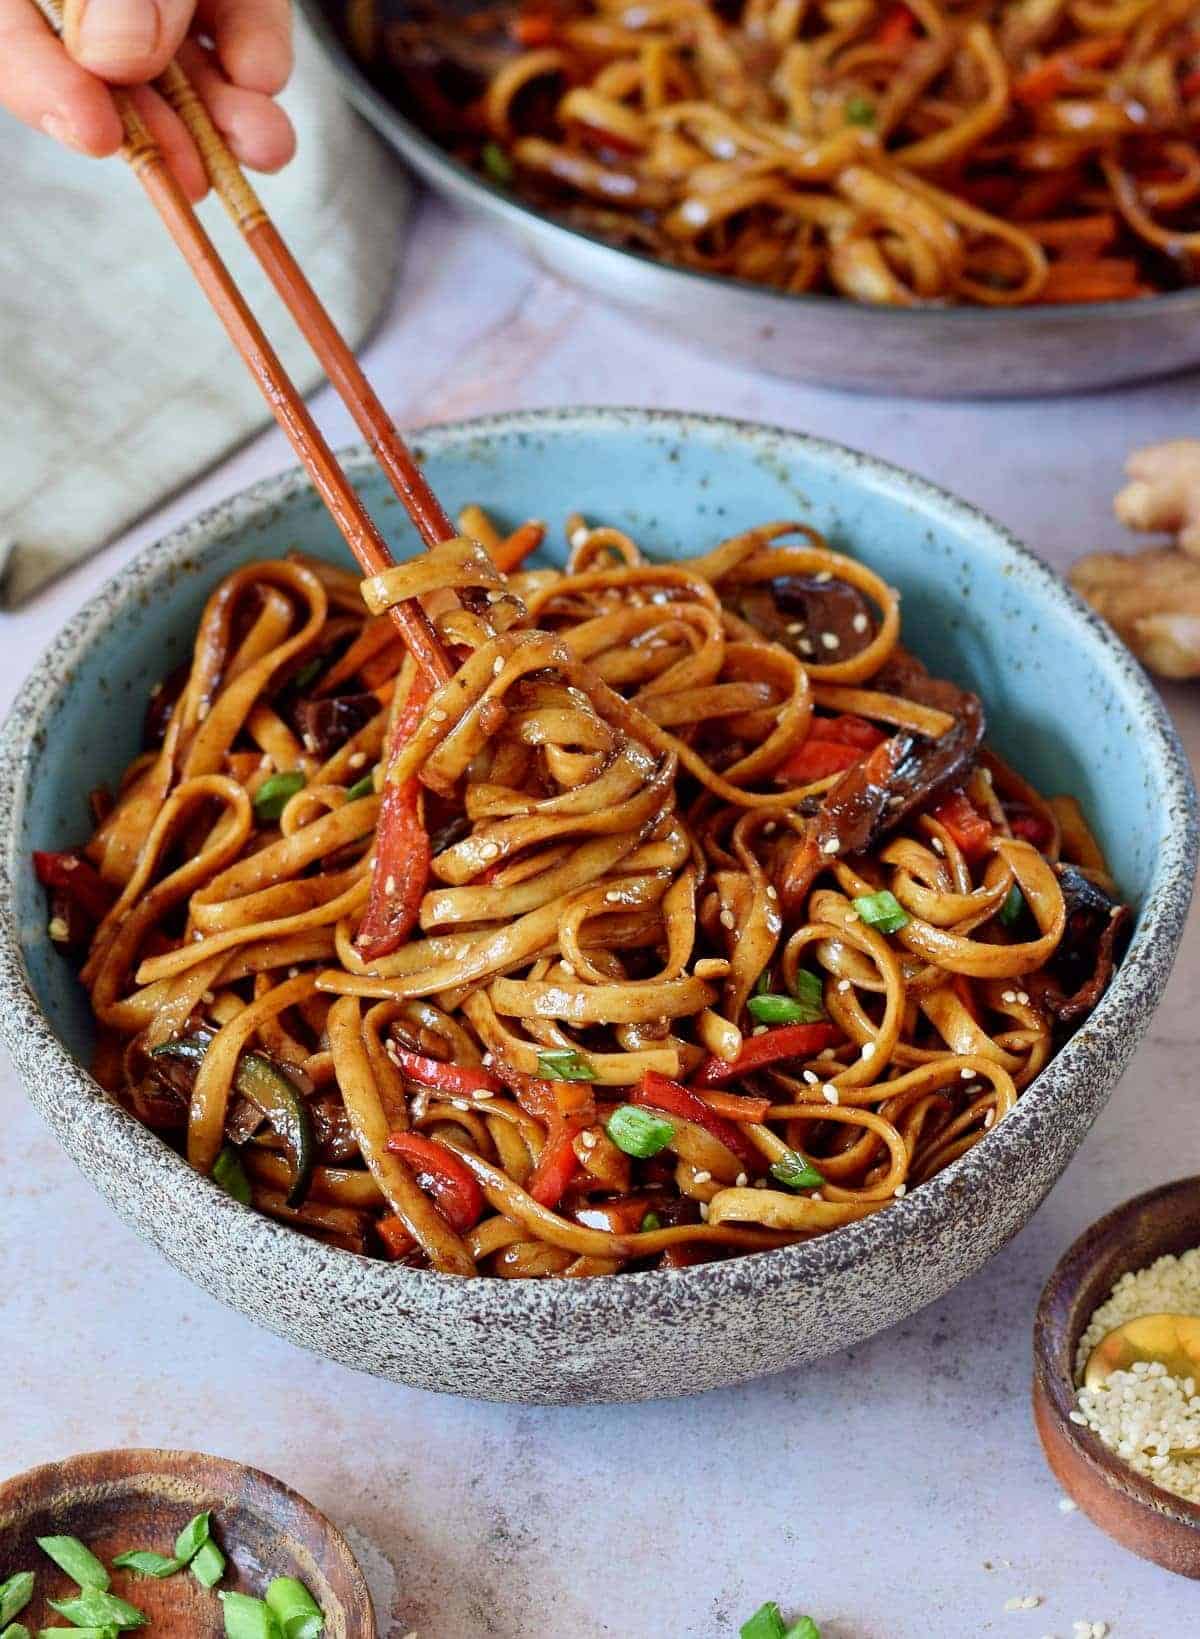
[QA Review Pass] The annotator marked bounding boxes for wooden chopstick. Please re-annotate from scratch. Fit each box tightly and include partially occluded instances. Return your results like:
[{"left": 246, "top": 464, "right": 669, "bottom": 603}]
[
  {"left": 29, "top": 0, "right": 453, "bottom": 688},
  {"left": 153, "top": 59, "right": 458, "bottom": 553}
]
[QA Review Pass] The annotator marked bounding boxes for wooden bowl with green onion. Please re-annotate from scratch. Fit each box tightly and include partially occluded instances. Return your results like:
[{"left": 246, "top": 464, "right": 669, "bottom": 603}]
[{"left": 0, "top": 1449, "right": 376, "bottom": 1636}]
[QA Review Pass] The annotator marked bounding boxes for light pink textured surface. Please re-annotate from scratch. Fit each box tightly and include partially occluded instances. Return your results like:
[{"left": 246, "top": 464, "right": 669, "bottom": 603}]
[{"left": 3, "top": 197, "right": 1199, "bottom": 1638}]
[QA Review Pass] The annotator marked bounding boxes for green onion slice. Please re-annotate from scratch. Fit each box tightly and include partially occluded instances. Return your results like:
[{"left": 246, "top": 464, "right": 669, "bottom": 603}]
[
  {"left": 190, "top": 1540, "right": 226, "bottom": 1591},
  {"left": 605, "top": 1105, "right": 675, "bottom": 1159},
  {"left": 769, "top": 1150, "right": 825, "bottom": 1191},
  {"left": 999, "top": 884, "right": 1025, "bottom": 927},
  {"left": 844, "top": 94, "right": 876, "bottom": 125},
  {"left": 265, "top": 1576, "right": 325, "bottom": 1639},
  {"left": 290, "top": 657, "right": 323, "bottom": 692},
  {"left": 173, "top": 1512, "right": 212, "bottom": 1565},
  {"left": 747, "top": 993, "right": 815, "bottom": 1026},
  {"left": 790, "top": 969, "right": 828, "bottom": 1021},
  {"left": 640, "top": 1211, "right": 662, "bottom": 1232},
  {"left": 753, "top": 968, "right": 772, "bottom": 996},
  {"left": 481, "top": 140, "right": 514, "bottom": 184},
  {"left": 345, "top": 769, "right": 377, "bottom": 802},
  {"left": 220, "top": 1591, "right": 283, "bottom": 1639},
  {"left": 110, "top": 1551, "right": 182, "bottom": 1579},
  {"left": 1, "top": 1624, "right": 31, "bottom": 1639},
  {"left": 852, "top": 889, "right": 909, "bottom": 934},
  {"left": 784, "top": 1619, "right": 821, "bottom": 1639},
  {"left": 212, "top": 1145, "right": 252, "bottom": 1206},
  {"left": 741, "top": 1603, "right": 787, "bottom": 1639},
  {"left": 0, "top": 1576, "right": 34, "bottom": 1627},
  {"left": 35, "top": 1630, "right": 117, "bottom": 1638},
  {"left": 37, "top": 1536, "right": 108, "bottom": 1591},
  {"left": 534, "top": 1048, "right": 597, "bottom": 1082},
  {"left": 253, "top": 771, "right": 306, "bottom": 822},
  {"left": 47, "top": 1589, "right": 145, "bottom": 1629}
]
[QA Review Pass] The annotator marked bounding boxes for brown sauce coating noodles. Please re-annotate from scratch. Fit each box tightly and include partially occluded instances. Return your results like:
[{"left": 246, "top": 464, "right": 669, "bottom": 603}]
[
  {"left": 42, "top": 512, "right": 1130, "bottom": 1278},
  {"left": 366, "top": 0, "right": 1200, "bottom": 306}
]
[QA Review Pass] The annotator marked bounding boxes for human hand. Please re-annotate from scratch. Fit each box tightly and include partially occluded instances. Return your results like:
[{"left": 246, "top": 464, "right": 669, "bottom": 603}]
[{"left": 0, "top": 0, "right": 296, "bottom": 199}]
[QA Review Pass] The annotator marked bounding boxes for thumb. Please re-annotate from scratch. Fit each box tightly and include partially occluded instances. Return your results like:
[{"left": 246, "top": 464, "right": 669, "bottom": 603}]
[{"left": 63, "top": 0, "right": 194, "bottom": 84}]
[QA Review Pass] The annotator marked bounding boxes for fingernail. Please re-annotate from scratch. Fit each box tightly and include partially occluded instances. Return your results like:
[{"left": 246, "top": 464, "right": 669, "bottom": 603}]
[
  {"left": 74, "top": 0, "right": 158, "bottom": 71},
  {"left": 41, "top": 112, "right": 85, "bottom": 151}
]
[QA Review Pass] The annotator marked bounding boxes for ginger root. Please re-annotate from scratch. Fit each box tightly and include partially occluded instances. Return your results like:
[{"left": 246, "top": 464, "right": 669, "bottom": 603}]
[
  {"left": 1114, "top": 439, "right": 1200, "bottom": 557},
  {"left": 1070, "top": 548, "right": 1200, "bottom": 680}
]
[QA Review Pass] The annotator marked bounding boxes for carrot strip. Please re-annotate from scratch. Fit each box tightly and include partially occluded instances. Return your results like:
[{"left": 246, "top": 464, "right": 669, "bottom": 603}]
[{"left": 491, "top": 520, "right": 546, "bottom": 574}]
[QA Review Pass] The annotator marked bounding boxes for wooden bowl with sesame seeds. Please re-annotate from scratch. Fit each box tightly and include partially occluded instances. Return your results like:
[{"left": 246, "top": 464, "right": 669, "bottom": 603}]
[{"left": 1033, "top": 1176, "right": 1200, "bottom": 1578}]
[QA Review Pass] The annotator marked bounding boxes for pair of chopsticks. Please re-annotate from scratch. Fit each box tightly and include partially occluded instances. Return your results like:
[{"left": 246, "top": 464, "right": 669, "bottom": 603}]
[{"left": 32, "top": 0, "right": 456, "bottom": 688}]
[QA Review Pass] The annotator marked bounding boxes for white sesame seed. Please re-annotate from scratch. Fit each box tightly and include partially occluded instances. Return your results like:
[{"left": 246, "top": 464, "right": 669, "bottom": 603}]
[
  {"left": 481, "top": 1052, "right": 494, "bottom": 1066},
  {"left": 1069, "top": 1411, "right": 1088, "bottom": 1426},
  {"left": 820, "top": 632, "right": 840, "bottom": 651},
  {"left": 454, "top": 1099, "right": 469, "bottom": 1111},
  {"left": 852, "top": 613, "right": 869, "bottom": 633},
  {"left": 861, "top": 1040, "right": 876, "bottom": 1059},
  {"left": 302, "top": 733, "right": 318, "bottom": 753},
  {"left": 680, "top": 198, "right": 710, "bottom": 226},
  {"left": 698, "top": 1201, "right": 710, "bottom": 1220},
  {"left": 1058, "top": 1496, "right": 1078, "bottom": 1513},
  {"left": 287, "top": 966, "right": 300, "bottom": 978},
  {"left": 580, "top": 1131, "right": 597, "bottom": 1149},
  {"left": 493, "top": 656, "right": 505, "bottom": 675},
  {"left": 822, "top": 1084, "right": 839, "bottom": 1105},
  {"left": 984, "top": 1110, "right": 996, "bottom": 1129},
  {"left": 60, "top": 856, "right": 79, "bottom": 871},
  {"left": 961, "top": 1066, "right": 974, "bottom": 1079},
  {"left": 752, "top": 1024, "right": 768, "bottom": 1036},
  {"left": 47, "top": 917, "right": 70, "bottom": 942},
  {"left": 1017, "top": 990, "right": 1030, "bottom": 1005},
  {"left": 763, "top": 821, "right": 777, "bottom": 835},
  {"left": 720, "top": 909, "right": 735, "bottom": 930},
  {"left": 693, "top": 1170, "right": 712, "bottom": 1184},
  {"left": 1002, "top": 989, "right": 1017, "bottom": 1004},
  {"left": 560, "top": 961, "right": 576, "bottom": 977},
  {"left": 786, "top": 621, "right": 804, "bottom": 635},
  {"left": 811, "top": 1189, "right": 823, "bottom": 1200},
  {"left": 710, "top": 135, "right": 737, "bottom": 158},
  {"left": 765, "top": 885, "right": 778, "bottom": 901},
  {"left": 347, "top": 751, "right": 368, "bottom": 769},
  {"left": 735, "top": 1172, "right": 748, "bottom": 1188},
  {"left": 931, "top": 836, "right": 946, "bottom": 855},
  {"left": 798, "top": 637, "right": 814, "bottom": 654},
  {"left": 197, "top": 701, "right": 209, "bottom": 722},
  {"left": 570, "top": 527, "right": 589, "bottom": 549},
  {"left": 814, "top": 570, "right": 833, "bottom": 583},
  {"left": 201, "top": 989, "right": 215, "bottom": 1004},
  {"left": 894, "top": 1183, "right": 907, "bottom": 1198},
  {"left": 385, "top": 874, "right": 397, "bottom": 895},
  {"left": 385, "top": 1041, "right": 401, "bottom": 1064},
  {"left": 844, "top": 910, "right": 860, "bottom": 923},
  {"left": 430, "top": 708, "right": 447, "bottom": 723},
  {"left": 837, "top": 978, "right": 851, "bottom": 992},
  {"left": 480, "top": 841, "right": 501, "bottom": 860},
  {"left": 802, "top": 1070, "right": 820, "bottom": 1085},
  {"left": 476, "top": 1088, "right": 494, "bottom": 1100},
  {"left": 604, "top": 890, "right": 621, "bottom": 904},
  {"left": 820, "top": 837, "right": 840, "bottom": 855}
]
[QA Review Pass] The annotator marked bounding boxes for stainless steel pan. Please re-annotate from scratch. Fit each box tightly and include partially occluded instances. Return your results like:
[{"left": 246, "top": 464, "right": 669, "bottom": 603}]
[{"left": 300, "top": 0, "right": 1200, "bottom": 399}]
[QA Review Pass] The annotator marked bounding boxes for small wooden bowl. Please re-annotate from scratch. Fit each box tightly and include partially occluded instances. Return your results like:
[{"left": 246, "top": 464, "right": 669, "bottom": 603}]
[
  {"left": 1033, "top": 1175, "right": 1200, "bottom": 1578},
  {"left": 0, "top": 1449, "right": 377, "bottom": 1635}
]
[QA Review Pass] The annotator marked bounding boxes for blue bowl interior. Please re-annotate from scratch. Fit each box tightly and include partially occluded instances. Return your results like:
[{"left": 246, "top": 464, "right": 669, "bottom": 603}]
[{"left": 8, "top": 415, "right": 1166, "bottom": 1068}]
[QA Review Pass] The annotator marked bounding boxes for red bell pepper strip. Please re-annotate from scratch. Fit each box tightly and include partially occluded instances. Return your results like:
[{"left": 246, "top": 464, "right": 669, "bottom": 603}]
[
  {"left": 385, "top": 1131, "right": 485, "bottom": 1231},
  {"left": 876, "top": 4, "right": 915, "bottom": 48},
  {"left": 1183, "top": 68, "right": 1200, "bottom": 100},
  {"left": 820, "top": 714, "right": 889, "bottom": 750},
  {"left": 690, "top": 1022, "right": 843, "bottom": 1089},
  {"left": 774, "top": 715, "right": 888, "bottom": 784},
  {"left": 698, "top": 1089, "right": 772, "bottom": 1123},
  {"left": 512, "top": 8, "right": 555, "bottom": 45},
  {"left": 1009, "top": 809, "right": 1054, "bottom": 850},
  {"left": 355, "top": 673, "right": 433, "bottom": 961},
  {"left": 388, "top": 1046, "right": 502, "bottom": 1098},
  {"left": 32, "top": 850, "right": 116, "bottom": 921},
  {"left": 775, "top": 738, "right": 864, "bottom": 784},
  {"left": 526, "top": 1121, "right": 582, "bottom": 1207},
  {"left": 929, "top": 791, "right": 993, "bottom": 862},
  {"left": 634, "top": 1071, "right": 762, "bottom": 1171},
  {"left": 1013, "top": 36, "right": 1125, "bottom": 104}
]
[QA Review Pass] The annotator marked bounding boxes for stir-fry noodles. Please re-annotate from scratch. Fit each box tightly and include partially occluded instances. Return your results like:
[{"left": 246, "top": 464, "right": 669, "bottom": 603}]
[
  {"left": 38, "top": 513, "right": 1129, "bottom": 1277},
  {"left": 362, "top": 0, "right": 1200, "bottom": 305}
]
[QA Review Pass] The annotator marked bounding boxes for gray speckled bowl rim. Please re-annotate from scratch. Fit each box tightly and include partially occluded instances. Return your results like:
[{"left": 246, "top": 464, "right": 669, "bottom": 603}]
[{"left": 0, "top": 407, "right": 1195, "bottom": 1340}]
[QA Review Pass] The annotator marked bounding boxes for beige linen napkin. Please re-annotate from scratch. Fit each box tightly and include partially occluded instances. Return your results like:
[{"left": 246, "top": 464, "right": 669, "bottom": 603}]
[{"left": 0, "top": 23, "right": 409, "bottom": 605}]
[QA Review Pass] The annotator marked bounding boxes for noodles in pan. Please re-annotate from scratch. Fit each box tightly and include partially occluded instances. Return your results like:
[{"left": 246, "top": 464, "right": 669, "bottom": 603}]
[
  {"left": 38, "top": 514, "right": 1129, "bottom": 1277},
  {"left": 366, "top": 0, "right": 1200, "bottom": 305}
]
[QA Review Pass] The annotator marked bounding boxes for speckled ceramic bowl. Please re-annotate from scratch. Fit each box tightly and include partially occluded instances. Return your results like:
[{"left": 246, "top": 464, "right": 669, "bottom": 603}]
[{"left": 0, "top": 409, "right": 1194, "bottom": 1404}]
